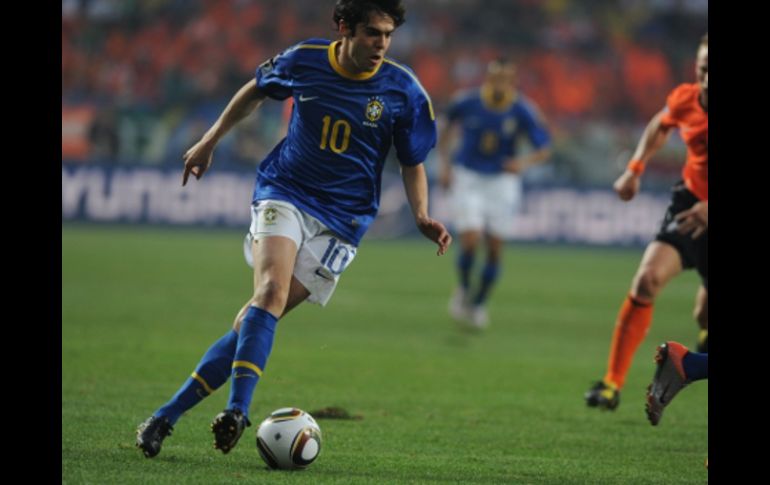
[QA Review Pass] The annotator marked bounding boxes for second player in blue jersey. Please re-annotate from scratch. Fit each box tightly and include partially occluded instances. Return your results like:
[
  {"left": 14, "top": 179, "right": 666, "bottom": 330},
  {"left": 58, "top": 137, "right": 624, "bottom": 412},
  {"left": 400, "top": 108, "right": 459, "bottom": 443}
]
[{"left": 439, "top": 58, "right": 551, "bottom": 329}]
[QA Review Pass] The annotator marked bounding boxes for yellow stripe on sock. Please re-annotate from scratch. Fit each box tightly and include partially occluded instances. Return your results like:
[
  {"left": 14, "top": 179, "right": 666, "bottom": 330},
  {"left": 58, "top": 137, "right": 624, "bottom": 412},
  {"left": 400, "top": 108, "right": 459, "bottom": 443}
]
[
  {"left": 191, "top": 372, "right": 215, "bottom": 395},
  {"left": 232, "top": 360, "right": 263, "bottom": 377}
]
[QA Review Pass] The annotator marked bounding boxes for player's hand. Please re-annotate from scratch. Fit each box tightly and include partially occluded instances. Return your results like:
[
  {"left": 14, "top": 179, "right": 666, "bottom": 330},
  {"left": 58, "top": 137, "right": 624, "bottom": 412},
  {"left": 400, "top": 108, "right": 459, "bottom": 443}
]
[
  {"left": 182, "top": 139, "right": 215, "bottom": 186},
  {"left": 503, "top": 158, "right": 525, "bottom": 174},
  {"left": 675, "top": 200, "right": 708, "bottom": 239},
  {"left": 416, "top": 216, "right": 452, "bottom": 256},
  {"left": 613, "top": 170, "right": 641, "bottom": 201}
]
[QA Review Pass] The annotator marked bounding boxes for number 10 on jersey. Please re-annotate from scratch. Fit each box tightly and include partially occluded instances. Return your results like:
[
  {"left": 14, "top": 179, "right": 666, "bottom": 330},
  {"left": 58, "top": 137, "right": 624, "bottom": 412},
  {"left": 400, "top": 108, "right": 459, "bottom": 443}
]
[{"left": 319, "top": 116, "right": 351, "bottom": 154}]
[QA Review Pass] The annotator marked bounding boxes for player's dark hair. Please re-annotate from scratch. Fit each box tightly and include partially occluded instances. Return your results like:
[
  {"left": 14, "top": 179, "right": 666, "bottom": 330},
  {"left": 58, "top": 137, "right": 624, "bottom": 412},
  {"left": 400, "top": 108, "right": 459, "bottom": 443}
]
[
  {"left": 700, "top": 33, "right": 707, "bottom": 48},
  {"left": 333, "top": 0, "right": 406, "bottom": 33}
]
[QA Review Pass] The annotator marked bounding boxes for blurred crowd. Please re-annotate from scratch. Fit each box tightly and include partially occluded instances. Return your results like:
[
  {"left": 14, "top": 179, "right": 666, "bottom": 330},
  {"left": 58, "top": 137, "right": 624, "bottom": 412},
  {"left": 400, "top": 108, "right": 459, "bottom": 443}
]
[{"left": 62, "top": 0, "right": 707, "bottom": 188}]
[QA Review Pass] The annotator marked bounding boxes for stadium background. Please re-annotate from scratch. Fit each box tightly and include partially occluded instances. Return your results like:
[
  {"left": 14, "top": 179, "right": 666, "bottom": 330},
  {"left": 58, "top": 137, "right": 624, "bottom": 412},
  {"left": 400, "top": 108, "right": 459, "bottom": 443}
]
[
  {"left": 62, "top": 0, "right": 707, "bottom": 246},
  {"left": 62, "top": 1, "right": 708, "bottom": 483}
]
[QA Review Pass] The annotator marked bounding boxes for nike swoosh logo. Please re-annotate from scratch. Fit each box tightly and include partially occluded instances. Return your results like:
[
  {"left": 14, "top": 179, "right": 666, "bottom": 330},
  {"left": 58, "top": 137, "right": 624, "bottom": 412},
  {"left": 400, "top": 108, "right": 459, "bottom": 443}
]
[
  {"left": 299, "top": 94, "right": 319, "bottom": 102},
  {"left": 659, "top": 383, "right": 670, "bottom": 404},
  {"left": 234, "top": 373, "right": 256, "bottom": 379},
  {"left": 315, "top": 268, "right": 333, "bottom": 281}
]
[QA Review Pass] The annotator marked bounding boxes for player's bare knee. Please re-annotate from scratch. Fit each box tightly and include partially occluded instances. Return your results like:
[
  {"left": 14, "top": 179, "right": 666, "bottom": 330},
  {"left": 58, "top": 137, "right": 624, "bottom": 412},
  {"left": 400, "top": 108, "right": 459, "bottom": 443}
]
[
  {"left": 231, "top": 304, "right": 250, "bottom": 332},
  {"left": 632, "top": 268, "right": 665, "bottom": 300},
  {"left": 252, "top": 279, "right": 289, "bottom": 314},
  {"left": 232, "top": 314, "right": 244, "bottom": 332},
  {"left": 486, "top": 246, "right": 502, "bottom": 264},
  {"left": 485, "top": 245, "right": 501, "bottom": 263}
]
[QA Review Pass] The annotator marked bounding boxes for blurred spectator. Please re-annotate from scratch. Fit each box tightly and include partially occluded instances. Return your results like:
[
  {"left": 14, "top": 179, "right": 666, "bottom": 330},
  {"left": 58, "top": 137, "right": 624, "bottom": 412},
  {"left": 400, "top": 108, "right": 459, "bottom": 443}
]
[
  {"left": 62, "top": 0, "right": 706, "bottom": 191},
  {"left": 88, "top": 109, "right": 120, "bottom": 161},
  {"left": 62, "top": 104, "right": 95, "bottom": 161},
  {"left": 622, "top": 43, "right": 673, "bottom": 118}
]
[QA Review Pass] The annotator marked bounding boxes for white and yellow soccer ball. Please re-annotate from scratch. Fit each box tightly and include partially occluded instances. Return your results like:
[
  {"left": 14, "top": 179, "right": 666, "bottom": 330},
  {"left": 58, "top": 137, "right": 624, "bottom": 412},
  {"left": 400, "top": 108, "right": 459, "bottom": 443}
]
[{"left": 256, "top": 408, "right": 322, "bottom": 470}]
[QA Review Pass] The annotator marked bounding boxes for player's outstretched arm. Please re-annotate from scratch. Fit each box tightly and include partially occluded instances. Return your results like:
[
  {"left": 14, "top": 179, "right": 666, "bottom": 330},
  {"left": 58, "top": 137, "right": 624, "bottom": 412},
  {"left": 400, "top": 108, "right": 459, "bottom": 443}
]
[
  {"left": 182, "top": 79, "right": 267, "bottom": 186},
  {"left": 614, "top": 110, "right": 672, "bottom": 201},
  {"left": 401, "top": 164, "right": 452, "bottom": 255}
]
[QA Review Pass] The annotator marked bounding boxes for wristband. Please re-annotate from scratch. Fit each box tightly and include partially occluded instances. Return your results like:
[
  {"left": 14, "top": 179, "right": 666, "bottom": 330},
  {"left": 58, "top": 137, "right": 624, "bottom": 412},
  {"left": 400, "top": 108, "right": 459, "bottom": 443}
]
[{"left": 627, "top": 159, "right": 645, "bottom": 175}]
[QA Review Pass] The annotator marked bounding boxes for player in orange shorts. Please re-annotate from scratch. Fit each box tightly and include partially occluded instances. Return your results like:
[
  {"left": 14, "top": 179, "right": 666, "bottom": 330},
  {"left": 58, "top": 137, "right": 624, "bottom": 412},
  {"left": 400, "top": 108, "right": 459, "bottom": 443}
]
[{"left": 585, "top": 34, "right": 708, "bottom": 410}]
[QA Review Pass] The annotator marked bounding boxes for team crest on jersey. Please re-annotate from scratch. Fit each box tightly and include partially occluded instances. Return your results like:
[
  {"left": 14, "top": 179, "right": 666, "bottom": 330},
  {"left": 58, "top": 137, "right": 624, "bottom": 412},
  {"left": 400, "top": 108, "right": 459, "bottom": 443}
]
[
  {"left": 364, "top": 97, "right": 385, "bottom": 127},
  {"left": 503, "top": 117, "right": 517, "bottom": 135},
  {"left": 263, "top": 207, "right": 278, "bottom": 225}
]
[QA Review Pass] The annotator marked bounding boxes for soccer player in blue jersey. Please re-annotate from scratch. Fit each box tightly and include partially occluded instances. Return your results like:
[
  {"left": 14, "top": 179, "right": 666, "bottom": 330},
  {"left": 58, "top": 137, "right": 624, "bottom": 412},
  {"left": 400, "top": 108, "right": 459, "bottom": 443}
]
[
  {"left": 438, "top": 59, "right": 551, "bottom": 329},
  {"left": 136, "top": 0, "right": 451, "bottom": 458}
]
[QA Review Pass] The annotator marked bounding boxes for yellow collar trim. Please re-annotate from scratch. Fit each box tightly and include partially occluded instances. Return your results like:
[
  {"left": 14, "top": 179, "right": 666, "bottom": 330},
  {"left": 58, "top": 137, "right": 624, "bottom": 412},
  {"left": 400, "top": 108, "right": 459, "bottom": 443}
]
[
  {"left": 481, "top": 84, "right": 517, "bottom": 112},
  {"left": 328, "top": 41, "right": 382, "bottom": 81}
]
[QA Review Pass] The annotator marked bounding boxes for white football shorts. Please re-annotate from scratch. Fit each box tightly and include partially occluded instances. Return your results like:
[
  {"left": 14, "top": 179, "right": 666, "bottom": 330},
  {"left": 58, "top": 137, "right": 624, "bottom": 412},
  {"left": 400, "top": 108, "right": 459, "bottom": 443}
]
[
  {"left": 451, "top": 165, "right": 522, "bottom": 238},
  {"left": 243, "top": 199, "right": 357, "bottom": 306}
]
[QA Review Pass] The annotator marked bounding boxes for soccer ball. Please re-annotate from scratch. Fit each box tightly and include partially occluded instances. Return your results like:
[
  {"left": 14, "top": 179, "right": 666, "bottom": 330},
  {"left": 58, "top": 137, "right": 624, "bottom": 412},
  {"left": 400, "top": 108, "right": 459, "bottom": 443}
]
[{"left": 256, "top": 408, "right": 322, "bottom": 470}]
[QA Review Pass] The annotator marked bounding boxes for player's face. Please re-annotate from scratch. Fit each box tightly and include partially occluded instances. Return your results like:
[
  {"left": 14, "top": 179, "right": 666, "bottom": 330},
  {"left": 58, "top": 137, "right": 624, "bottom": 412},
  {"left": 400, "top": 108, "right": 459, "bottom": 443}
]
[
  {"left": 486, "top": 62, "right": 516, "bottom": 97},
  {"left": 695, "top": 45, "right": 708, "bottom": 96},
  {"left": 346, "top": 12, "right": 395, "bottom": 73}
]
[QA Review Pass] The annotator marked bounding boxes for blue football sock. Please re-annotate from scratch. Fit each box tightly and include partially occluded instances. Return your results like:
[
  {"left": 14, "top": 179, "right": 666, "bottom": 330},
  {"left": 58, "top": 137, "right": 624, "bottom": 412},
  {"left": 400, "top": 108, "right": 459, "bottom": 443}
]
[
  {"left": 155, "top": 330, "right": 238, "bottom": 425},
  {"left": 457, "top": 250, "right": 475, "bottom": 290},
  {"left": 682, "top": 351, "right": 708, "bottom": 381},
  {"left": 227, "top": 306, "right": 278, "bottom": 418},
  {"left": 473, "top": 262, "right": 500, "bottom": 305}
]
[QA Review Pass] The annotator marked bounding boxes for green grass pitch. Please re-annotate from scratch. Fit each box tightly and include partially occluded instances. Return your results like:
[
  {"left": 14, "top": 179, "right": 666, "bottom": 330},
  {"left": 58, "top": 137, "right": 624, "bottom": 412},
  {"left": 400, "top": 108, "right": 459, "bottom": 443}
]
[{"left": 62, "top": 224, "right": 707, "bottom": 484}]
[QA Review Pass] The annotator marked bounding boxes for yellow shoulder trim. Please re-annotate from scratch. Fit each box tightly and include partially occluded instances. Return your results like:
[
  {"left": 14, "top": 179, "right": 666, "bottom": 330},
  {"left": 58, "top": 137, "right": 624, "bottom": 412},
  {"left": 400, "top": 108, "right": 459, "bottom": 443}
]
[
  {"left": 383, "top": 59, "right": 435, "bottom": 120},
  {"left": 296, "top": 44, "right": 329, "bottom": 50}
]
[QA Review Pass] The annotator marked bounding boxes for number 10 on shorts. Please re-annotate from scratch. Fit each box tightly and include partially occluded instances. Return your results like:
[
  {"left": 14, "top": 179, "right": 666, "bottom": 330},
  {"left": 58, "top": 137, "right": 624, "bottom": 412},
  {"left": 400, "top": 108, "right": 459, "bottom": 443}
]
[{"left": 320, "top": 237, "right": 356, "bottom": 275}]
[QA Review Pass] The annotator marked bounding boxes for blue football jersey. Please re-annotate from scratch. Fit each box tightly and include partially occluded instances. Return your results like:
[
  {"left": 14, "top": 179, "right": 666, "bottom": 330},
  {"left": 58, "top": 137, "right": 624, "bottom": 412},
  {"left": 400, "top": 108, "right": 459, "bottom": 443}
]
[
  {"left": 447, "top": 87, "right": 550, "bottom": 174},
  {"left": 252, "top": 38, "right": 436, "bottom": 246}
]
